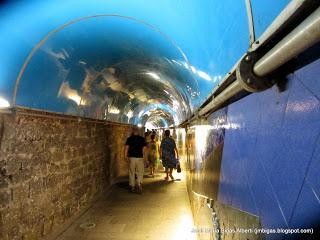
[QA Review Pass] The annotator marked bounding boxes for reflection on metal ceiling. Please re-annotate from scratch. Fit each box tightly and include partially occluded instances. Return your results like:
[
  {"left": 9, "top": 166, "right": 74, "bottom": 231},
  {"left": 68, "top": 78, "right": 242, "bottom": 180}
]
[{"left": 0, "top": 0, "right": 290, "bottom": 127}]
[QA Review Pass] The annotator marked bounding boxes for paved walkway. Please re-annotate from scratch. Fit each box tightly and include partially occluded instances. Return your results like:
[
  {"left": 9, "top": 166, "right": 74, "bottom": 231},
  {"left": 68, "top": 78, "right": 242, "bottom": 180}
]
[{"left": 55, "top": 171, "right": 195, "bottom": 240}]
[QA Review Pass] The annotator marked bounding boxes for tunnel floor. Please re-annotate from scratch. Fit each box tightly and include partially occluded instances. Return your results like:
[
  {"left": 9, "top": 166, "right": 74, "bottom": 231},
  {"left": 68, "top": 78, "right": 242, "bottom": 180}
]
[{"left": 54, "top": 171, "right": 195, "bottom": 240}]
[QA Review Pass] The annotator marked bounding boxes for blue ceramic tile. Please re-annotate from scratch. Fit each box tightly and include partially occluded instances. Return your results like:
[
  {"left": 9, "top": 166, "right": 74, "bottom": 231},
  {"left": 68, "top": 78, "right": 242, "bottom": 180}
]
[
  {"left": 304, "top": 131, "right": 320, "bottom": 198},
  {"left": 289, "top": 181, "right": 320, "bottom": 229},
  {"left": 294, "top": 58, "right": 320, "bottom": 100},
  {"left": 232, "top": 179, "right": 259, "bottom": 215},
  {"left": 257, "top": 84, "right": 291, "bottom": 130},
  {"left": 283, "top": 76, "right": 320, "bottom": 127},
  {"left": 227, "top": 92, "right": 263, "bottom": 130},
  {"left": 259, "top": 123, "right": 320, "bottom": 222},
  {"left": 217, "top": 174, "right": 233, "bottom": 205},
  {"left": 248, "top": 157, "right": 288, "bottom": 229},
  {"left": 246, "top": 181, "right": 259, "bottom": 215}
]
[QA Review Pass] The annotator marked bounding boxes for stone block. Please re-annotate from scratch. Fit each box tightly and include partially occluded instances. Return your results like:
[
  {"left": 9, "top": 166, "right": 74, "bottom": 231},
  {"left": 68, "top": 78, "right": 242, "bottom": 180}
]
[
  {"left": 0, "top": 190, "right": 10, "bottom": 206},
  {"left": 12, "top": 184, "right": 29, "bottom": 202},
  {"left": 0, "top": 177, "right": 9, "bottom": 189},
  {"left": 22, "top": 230, "right": 38, "bottom": 240}
]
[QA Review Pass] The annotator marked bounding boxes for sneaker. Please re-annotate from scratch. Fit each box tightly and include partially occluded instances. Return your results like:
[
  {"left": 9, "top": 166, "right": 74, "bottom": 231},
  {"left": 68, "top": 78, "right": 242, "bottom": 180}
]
[
  {"left": 169, "top": 174, "right": 174, "bottom": 180},
  {"left": 129, "top": 186, "right": 135, "bottom": 193}
]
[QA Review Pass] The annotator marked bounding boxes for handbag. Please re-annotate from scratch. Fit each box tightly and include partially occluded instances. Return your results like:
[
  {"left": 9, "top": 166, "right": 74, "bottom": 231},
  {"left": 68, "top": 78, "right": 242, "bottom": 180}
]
[
  {"left": 176, "top": 160, "right": 181, "bottom": 173},
  {"left": 177, "top": 163, "right": 181, "bottom": 173}
]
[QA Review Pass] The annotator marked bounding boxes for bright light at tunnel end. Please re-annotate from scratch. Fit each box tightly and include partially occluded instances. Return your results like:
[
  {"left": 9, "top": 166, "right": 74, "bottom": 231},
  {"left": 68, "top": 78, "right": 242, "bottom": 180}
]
[
  {"left": 0, "top": 97, "right": 10, "bottom": 109},
  {"left": 145, "top": 121, "right": 157, "bottom": 130}
]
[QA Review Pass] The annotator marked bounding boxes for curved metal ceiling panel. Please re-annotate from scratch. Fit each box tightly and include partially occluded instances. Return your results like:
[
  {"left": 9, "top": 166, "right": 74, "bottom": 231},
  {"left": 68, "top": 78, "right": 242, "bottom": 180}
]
[
  {"left": 251, "top": 0, "right": 291, "bottom": 38},
  {"left": 0, "top": 0, "right": 290, "bottom": 126},
  {"left": 16, "top": 16, "right": 197, "bottom": 125}
]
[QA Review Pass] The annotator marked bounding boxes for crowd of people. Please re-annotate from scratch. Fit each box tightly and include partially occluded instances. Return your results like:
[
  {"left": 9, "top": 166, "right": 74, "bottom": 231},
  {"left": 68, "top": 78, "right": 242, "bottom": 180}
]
[{"left": 124, "top": 127, "right": 180, "bottom": 194}]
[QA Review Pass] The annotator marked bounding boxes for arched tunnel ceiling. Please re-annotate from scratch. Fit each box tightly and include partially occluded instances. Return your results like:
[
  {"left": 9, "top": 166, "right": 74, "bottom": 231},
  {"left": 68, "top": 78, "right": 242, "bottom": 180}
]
[
  {"left": 0, "top": 0, "right": 291, "bottom": 127},
  {"left": 16, "top": 16, "right": 198, "bottom": 126}
]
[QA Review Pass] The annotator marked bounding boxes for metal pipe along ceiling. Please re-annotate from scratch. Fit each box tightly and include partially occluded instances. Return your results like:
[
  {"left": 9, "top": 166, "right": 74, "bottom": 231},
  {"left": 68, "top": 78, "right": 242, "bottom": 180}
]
[
  {"left": 197, "top": 6, "right": 320, "bottom": 118},
  {"left": 253, "top": 7, "right": 320, "bottom": 77}
]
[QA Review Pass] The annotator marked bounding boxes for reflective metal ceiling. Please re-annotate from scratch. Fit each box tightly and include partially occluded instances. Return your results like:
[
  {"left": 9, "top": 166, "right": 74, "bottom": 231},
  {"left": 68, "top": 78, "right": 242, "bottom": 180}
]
[{"left": 0, "top": 0, "right": 291, "bottom": 127}]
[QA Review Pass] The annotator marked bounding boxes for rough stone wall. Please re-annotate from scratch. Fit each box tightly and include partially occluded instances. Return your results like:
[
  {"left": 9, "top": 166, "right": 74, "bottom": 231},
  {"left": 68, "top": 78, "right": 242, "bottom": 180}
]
[
  {"left": 0, "top": 109, "right": 134, "bottom": 240},
  {"left": 106, "top": 124, "right": 137, "bottom": 181}
]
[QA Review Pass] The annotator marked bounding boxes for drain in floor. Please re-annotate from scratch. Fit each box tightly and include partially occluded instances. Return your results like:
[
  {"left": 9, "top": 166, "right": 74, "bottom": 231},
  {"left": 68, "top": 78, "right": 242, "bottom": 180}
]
[{"left": 79, "top": 222, "right": 96, "bottom": 230}]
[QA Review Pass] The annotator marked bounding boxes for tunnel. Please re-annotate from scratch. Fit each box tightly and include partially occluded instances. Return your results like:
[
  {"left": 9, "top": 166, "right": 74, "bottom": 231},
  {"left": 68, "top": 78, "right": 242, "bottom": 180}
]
[{"left": 0, "top": 0, "right": 320, "bottom": 239}]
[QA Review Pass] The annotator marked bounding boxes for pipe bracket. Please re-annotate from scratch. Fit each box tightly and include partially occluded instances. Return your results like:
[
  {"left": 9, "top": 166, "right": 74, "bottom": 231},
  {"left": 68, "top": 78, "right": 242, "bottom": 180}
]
[{"left": 236, "top": 52, "right": 275, "bottom": 92}]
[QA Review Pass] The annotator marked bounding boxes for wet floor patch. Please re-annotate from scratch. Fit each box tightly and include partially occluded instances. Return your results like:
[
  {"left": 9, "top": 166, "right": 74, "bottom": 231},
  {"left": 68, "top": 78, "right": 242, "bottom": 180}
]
[{"left": 79, "top": 222, "right": 96, "bottom": 230}]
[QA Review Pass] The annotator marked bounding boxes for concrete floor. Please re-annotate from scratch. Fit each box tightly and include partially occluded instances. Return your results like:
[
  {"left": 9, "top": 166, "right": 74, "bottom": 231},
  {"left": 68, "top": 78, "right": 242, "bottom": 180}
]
[{"left": 55, "top": 171, "right": 196, "bottom": 240}]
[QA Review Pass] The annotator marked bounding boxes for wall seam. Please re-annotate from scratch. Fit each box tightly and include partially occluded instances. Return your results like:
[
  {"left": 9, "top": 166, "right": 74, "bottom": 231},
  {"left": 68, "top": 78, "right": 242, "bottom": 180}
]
[
  {"left": 258, "top": 155, "right": 289, "bottom": 226},
  {"left": 295, "top": 73, "right": 320, "bottom": 102},
  {"left": 306, "top": 178, "right": 320, "bottom": 204},
  {"left": 287, "top": 131, "right": 320, "bottom": 226}
]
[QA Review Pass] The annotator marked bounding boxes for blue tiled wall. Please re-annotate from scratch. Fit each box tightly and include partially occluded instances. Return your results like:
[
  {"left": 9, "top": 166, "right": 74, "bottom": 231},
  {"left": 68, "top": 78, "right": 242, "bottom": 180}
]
[{"left": 218, "top": 59, "right": 320, "bottom": 234}]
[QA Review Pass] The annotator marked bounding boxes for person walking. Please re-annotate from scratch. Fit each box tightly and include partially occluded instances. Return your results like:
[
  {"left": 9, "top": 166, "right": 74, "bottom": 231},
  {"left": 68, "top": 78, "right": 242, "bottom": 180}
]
[
  {"left": 125, "top": 127, "right": 147, "bottom": 194},
  {"left": 147, "top": 134, "right": 160, "bottom": 177},
  {"left": 160, "top": 130, "right": 179, "bottom": 181}
]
